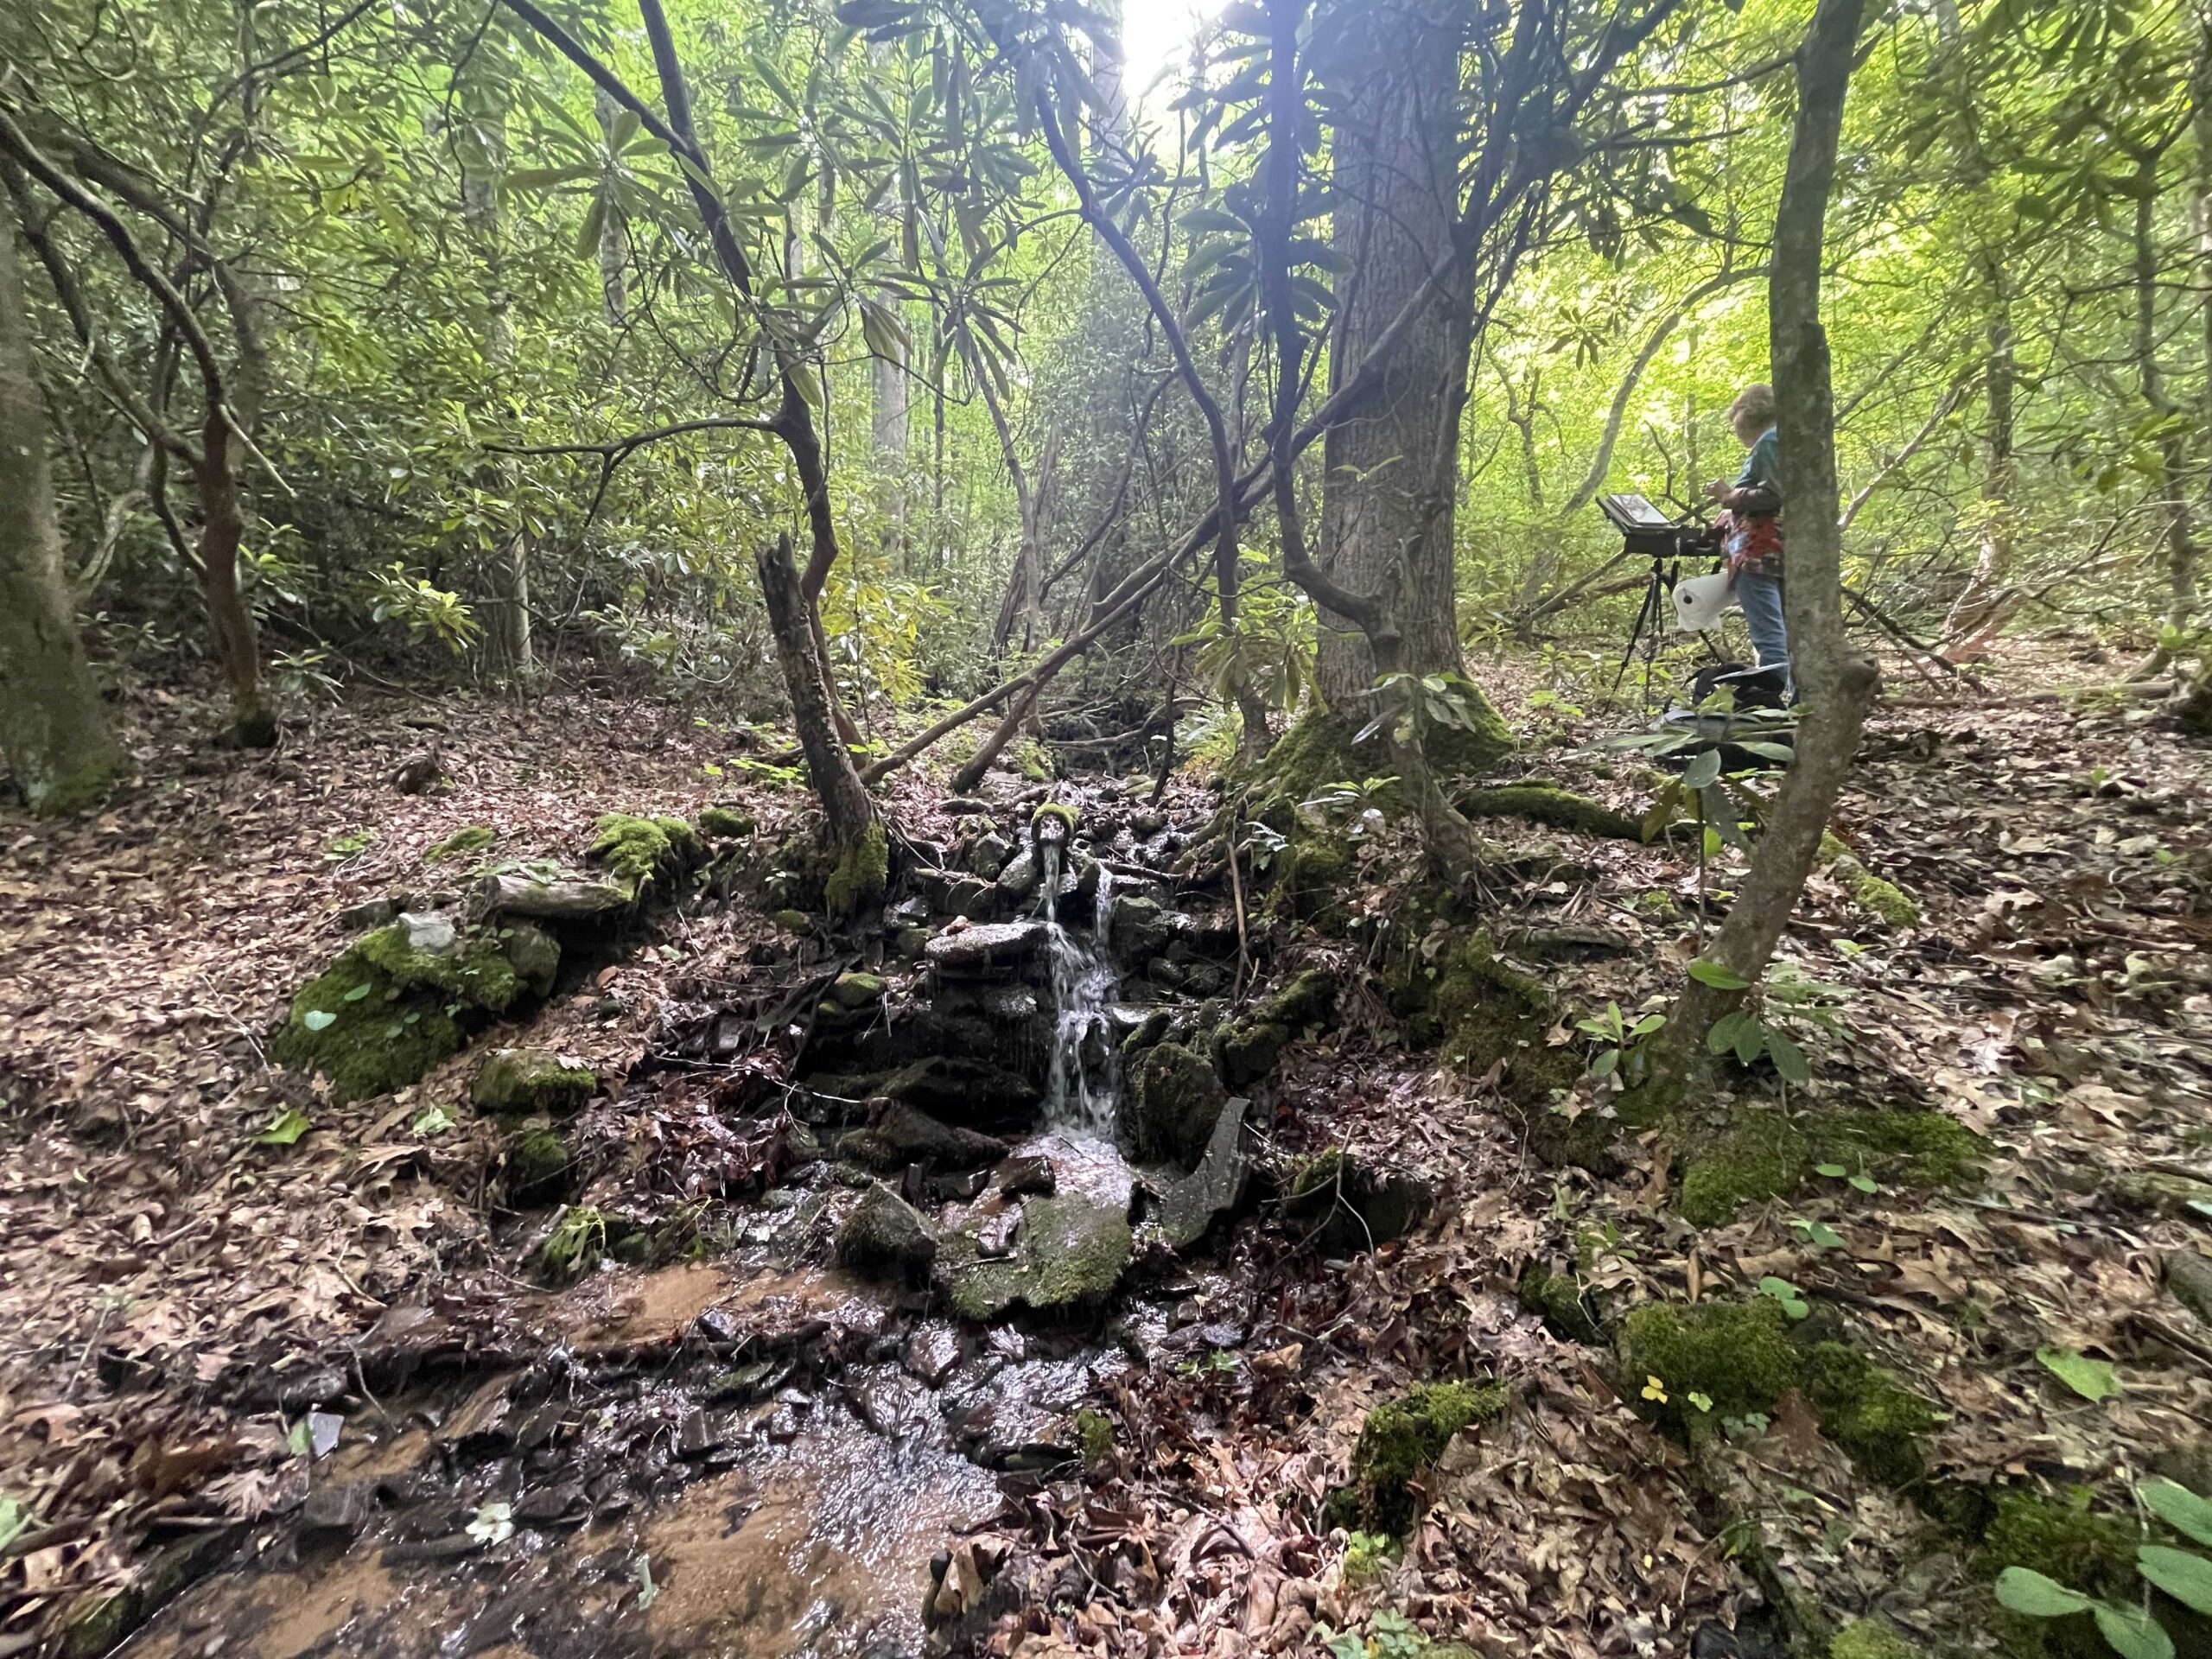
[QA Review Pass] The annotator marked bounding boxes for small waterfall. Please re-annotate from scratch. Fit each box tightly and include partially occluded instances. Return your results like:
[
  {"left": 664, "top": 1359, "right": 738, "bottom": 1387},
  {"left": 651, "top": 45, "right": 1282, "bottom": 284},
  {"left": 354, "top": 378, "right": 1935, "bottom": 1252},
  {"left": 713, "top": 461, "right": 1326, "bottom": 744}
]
[{"left": 1039, "top": 837, "right": 1119, "bottom": 1133}]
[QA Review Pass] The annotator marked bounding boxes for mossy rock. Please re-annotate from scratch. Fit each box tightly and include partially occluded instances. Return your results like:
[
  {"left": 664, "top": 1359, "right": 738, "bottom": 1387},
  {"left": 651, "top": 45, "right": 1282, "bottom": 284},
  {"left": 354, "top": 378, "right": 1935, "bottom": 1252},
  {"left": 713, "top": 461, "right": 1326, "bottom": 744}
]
[
  {"left": 472, "top": 1048, "right": 597, "bottom": 1117},
  {"left": 772, "top": 908, "right": 815, "bottom": 932},
  {"left": 507, "top": 1125, "right": 576, "bottom": 1207},
  {"left": 1395, "top": 930, "right": 1578, "bottom": 1109},
  {"left": 1617, "top": 1298, "right": 1801, "bottom": 1434},
  {"left": 697, "top": 805, "right": 756, "bottom": 839},
  {"left": 588, "top": 811, "right": 704, "bottom": 896},
  {"left": 1075, "top": 1407, "right": 1114, "bottom": 1469},
  {"left": 1830, "top": 1621, "right": 1920, "bottom": 1659},
  {"left": 1284, "top": 1149, "right": 1433, "bottom": 1255},
  {"left": 1801, "top": 1340, "right": 1940, "bottom": 1487},
  {"left": 824, "top": 821, "right": 890, "bottom": 918},
  {"left": 946, "top": 1194, "right": 1132, "bottom": 1320},
  {"left": 497, "top": 921, "right": 562, "bottom": 1000},
  {"left": 1213, "top": 968, "right": 1338, "bottom": 1090},
  {"left": 1518, "top": 1262, "right": 1605, "bottom": 1345},
  {"left": 1032, "top": 800, "right": 1079, "bottom": 836},
  {"left": 836, "top": 1183, "right": 938, "bottom": 1285},
  {"left": 426, "top": 825, "right": 498, "bottom": 862},
  {"left": 1975, "top": 1488, "right": 2140, "bottom": 1659},
  {"left": 1618, "top": 1298, "right": 1941, "bottom": 1486},
  {"left": 1124, "top": 1041, "right": 1228, "bottom": 1169},
  {"left": 830, "top": 971, "right": 887, "bottom": 1009},
  {"left": 1326, "top": 1378, "right": 1510, "bottom": 1535},
  {"left": 271, "top": 918, "right": 530, "bottom": 1104},
  {"left": 1678, "top": 1110, "right": 1810, "bottom": 1227}
]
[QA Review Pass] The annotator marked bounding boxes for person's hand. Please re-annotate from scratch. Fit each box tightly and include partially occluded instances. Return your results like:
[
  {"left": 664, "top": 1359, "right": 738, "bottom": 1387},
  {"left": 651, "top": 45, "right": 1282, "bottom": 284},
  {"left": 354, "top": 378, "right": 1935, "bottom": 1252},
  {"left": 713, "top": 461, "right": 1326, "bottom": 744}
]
[{"left": 1703, "top": 477, "right": 1731, "bottom": 504}]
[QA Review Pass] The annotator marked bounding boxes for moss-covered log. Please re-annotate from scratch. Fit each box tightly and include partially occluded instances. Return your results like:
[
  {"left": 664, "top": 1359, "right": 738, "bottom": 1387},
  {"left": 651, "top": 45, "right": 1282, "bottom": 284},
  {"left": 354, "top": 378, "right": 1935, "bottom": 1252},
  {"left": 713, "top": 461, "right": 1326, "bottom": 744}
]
[{"left": 1455, "top": 782, "right": 1643, "bottom": 841}]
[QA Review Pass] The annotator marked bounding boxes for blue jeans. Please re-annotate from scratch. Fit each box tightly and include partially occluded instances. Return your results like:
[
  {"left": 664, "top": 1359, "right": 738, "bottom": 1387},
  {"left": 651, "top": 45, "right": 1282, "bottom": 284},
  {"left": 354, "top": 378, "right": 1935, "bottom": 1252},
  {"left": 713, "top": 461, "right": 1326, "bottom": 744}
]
[{"left": 1736, "top": 570, "right": 1790, "bottom": 702}]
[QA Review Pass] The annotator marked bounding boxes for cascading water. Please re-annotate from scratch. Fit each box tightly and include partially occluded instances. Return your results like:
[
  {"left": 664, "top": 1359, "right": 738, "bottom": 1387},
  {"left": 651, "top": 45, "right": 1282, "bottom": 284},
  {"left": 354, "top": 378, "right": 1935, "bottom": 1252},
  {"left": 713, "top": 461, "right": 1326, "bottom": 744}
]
[{"left": 1039, "top": 836, "right": 1120, "bottom": 1133}]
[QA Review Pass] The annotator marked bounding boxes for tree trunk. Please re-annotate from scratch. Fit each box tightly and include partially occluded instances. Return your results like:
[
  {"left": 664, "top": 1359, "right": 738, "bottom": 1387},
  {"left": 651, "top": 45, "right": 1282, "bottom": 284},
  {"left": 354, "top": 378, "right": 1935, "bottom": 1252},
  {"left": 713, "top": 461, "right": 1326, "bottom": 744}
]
[
  {"left": 756, "top": 532, "right": 874, "bottom": 849},
  {"left": 1312, "top": 0, "right": 1472, "bottom": 712},
  {"left": 1943, "top": 256, "right": 2015, "bottom": 646},
  {"left": 2134, "top": 189, "right": 2201, "bottom": 659},
  {"left": 1642, "top": 0, "right": 1875, "bottom": 1099},
  {"left": 594, "top": 88, "right": 628, "bottom": 324},
  {"left": 0, "top": 213, "right": 128, "bottom": 812}
]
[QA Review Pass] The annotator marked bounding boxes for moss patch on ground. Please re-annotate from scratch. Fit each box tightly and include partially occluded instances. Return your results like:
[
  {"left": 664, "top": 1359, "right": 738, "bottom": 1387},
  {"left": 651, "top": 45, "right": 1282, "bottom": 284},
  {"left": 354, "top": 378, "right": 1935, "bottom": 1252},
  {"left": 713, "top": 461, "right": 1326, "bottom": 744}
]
[
  {"left": 1821, "top": 831, "right": 1922, "bottom": 930},
  {"left": 1679, "top": 1110, "right": 1811, "bottom": 1227},
  {"left": 473, "top": 1047, "right": 597, "bottom": 1116},
  {"left": 1974, "top": 1488, "right": 2141, "bottom": 1659},
  {"left": 1518, "top": 1262, "right": 1605, "bottom": 1344},
  {"left": 1830, "top": 1621, "right": 1920, "bottom": 1659},
  {"left": 1284, "top": 1148, "right": 1433, "bottom": 1254},
  {"left": 1394, "top": 930, "right": 1579, "bottom": 1109},
  {"left": 1618, "top": 1298, "right": 1942, "bottom": 1486},
  {"left": 1328, "top": 1378, "right": 1510, "bottom": 1535},
  {"left": 1821, "top": 1108, "right": 1989, "bottom": 1190},
  {"left": 426, "top": 824, "right": 498, "bottom": 861}
]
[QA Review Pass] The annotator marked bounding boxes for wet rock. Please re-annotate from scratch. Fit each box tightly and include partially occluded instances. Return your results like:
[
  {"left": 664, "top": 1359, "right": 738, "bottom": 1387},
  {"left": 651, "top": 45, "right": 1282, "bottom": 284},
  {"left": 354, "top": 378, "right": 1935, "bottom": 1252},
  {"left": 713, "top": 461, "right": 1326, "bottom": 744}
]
[
  {"left": 968, "top": 832, "right": 1013, "bottom": 877},
  {"left": 943, "top": 797, "right": 996, "bottom": 816},
  {"left": 836, "top": 1184, "right": 938, "bottom": 1285},
  {"left": 382, "top": 1532, "right": 485, "bottom": 1566},
  {"left": 299, "top": 1480, "right": 373, "bottom": 1538},
  {"left": 885, "top": 1054, "right": 1040, "bottom": 1124},
  {"left": 841, "top": 1101, "right": 1009, "bottom": 1173},
  {"left": 499, "top": 921, "right": 562, "bottom": 999},
  {"left": 925, "top": 919, "right": 1049, "bottom": 976},
  {"left": 980, "top": 985, "right": 1039, "bottom": 1022},
  {"left": 976, "top": 1210, "right": 1021, "bottom": 1258},
  {"left": 472, "top": 1048, "right": 597, "bottom": 1117},
  {"left": 929, "top": 1167, "right": 992, "bottom": 1204},
  {"left": 903, "top": 1321, "right": 963, "bottom": 1386},
  {"left": 1146, "top": 958, "right": 1186, "bottom": 989},
  {"left": 676, "top": 1411, "right": 731, "bottom": 1459},
  {"left": 2166, "top": 1249, "right": 2212, "bottom": 1325},
  {"left": 946, "top": 1195, "right": 1133, "bottom": 1320},
  {"left": 1123, "top": 1041, "right": 1228, "bottom": 1170},
  {"left": 946, "top": 877, "right": 995, "bottom": 918},
  {"left": 995, "top": 845, "right": 1040, "bottom": 900},
  {"left": 1109, "top": 895, "right": 1186, "bottom": 963},
  {"left": 895, "top": 925, "right": 933, "bottom": 959},
  {"left": 1150, "top": 1096, "right": 1255, "bottom": 1250},
  {"left": 512, "top": 1483, "right": 585, "bottom": 1527},
  {"left": 996, "top": 1155, "right": 1056, "bottom": 1198}
]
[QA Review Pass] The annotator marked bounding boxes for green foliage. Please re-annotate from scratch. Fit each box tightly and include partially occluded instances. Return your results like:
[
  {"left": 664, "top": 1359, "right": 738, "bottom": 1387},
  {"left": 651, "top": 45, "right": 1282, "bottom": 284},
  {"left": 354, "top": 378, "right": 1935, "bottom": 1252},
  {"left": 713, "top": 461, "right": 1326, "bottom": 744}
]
[{"left": 1329, "top": 1379, "right": 1510, "bottom": 1536}]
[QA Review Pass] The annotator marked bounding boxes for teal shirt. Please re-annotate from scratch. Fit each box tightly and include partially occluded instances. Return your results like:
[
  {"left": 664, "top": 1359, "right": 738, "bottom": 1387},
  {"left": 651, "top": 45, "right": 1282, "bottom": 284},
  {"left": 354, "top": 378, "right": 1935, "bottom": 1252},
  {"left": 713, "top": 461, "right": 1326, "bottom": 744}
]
[{"left": 1735, "top": 426, "right": 1780, "bottom": 500}]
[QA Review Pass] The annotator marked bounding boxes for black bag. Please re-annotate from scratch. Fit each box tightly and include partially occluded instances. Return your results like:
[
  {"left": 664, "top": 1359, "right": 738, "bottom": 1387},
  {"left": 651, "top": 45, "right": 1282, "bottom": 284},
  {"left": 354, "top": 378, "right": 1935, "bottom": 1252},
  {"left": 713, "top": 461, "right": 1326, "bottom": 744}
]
[{"left": 1690, "top": 661, "right": 1788, "bottom": 712}]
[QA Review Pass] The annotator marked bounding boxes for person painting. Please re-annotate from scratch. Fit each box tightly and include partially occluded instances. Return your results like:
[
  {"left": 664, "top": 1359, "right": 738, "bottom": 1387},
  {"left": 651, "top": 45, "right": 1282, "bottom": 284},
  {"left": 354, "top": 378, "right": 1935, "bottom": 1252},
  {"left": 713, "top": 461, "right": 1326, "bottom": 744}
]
[{"left": 1704, "top": 382, "right": 1789, "bottom": 699}]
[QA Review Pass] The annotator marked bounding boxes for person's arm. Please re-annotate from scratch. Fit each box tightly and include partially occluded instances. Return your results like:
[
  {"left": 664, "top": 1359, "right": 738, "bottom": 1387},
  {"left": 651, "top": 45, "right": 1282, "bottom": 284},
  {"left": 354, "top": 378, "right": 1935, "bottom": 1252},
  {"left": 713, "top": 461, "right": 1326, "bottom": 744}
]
[{"left": 1719, "top": 430, "right": 1782, "bottom": 514}]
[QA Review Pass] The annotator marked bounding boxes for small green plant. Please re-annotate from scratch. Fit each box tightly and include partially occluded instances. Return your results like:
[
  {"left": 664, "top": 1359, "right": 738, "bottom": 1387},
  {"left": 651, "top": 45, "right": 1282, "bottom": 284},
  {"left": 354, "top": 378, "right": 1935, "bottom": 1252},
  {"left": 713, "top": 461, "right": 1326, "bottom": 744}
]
[
  {"left": 1574, "top": 1001, "right": 1666, "bottom": 1081},
  {"left": 1758, "top": 1275, "right": 1810, "bottom": 1319},
  {"left": 323, "top": 828, "right": 377, "bottom": 861},
  {"left": 1815, "top": 1160, "right": 1879, "bottom": 1195},
  {"left": 1994, "top": 1477, "right": 2212, "bottom": 1659},
  {"left": 371, "top": 563, "right": 482, "bottom": 652},
  {"left": 1340, "top": 1529, "right": 1398, "bottom": 1586},
  {"left": 732, "top": 754, "right": 805, "bottom": 790},
  {"left": 1692, "top": 958, "right": 1853, "bottom": 1085},
  {"left": 1314, "top": 1608, "right": 1432, "bottom": 1659},
  {"left": 1300, "top": 776, "right": 1399, "bottom": 840},
  {"left": 538, "top": 1205, "right": 608, "bottom": 1281},
  {"left": 2037, "top": 1345, "right": 2120, "bottom": 1402}
]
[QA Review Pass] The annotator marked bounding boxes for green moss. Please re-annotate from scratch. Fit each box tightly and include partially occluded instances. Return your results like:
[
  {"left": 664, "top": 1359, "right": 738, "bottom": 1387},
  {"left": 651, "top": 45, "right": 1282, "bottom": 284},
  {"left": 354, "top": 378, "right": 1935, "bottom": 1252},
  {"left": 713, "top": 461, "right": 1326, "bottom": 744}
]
[
  {"left": 536, "top": 1203, "right": 607, "bottom": 1279},
  {"left": 1830, "top": 1620, "right": 1920, "bottom": 1659},
  {"left": 1822, "top": 1109, "right": 1988, "bottom": 1190},
  {"left": 696, "top": 805, "right": 756, "bottom": 838},
  {"left": 1802, "top": 1340, "right": 1940, "bottom": 1486},
  {"left": 1402, "top": 931, "right": 1579, "bottom": 1105},
  {"left": 425, "top": 825, "right": 497, "bottom": 861},
  {"left": 589, "top": 811, "right": 702, "bottom": 895},
  {"left": 1617, "top": 1299, "right": 1799, "bottom": 1434},
  {"left": 1977, "top": 1489, "right": 2139, "bottom": 1659},
  {"left": 946, "top": 1195, "right": 1132, "bottom": 1319},
  {"left": 1679, "top": 1111, "right": 1810, "bottom": 1227},
  {"left": 772, "top": 908, "right": 814, "bottom": 932},
  {"left": 1821, "top": 832, "right": 1922, "bottom": 929},
  {"left": 510, "top": 1127, "right": 576, "bottom": 1209},
  {"left": 824, "top": 820, "right": 889, "bottom": 918},
  {"left": 1033, "top": 800, "right": 1079, "bottom": 835},
  {"left": 1214, "top": 975, "right": 1336, "bottom": 1090},
  {"left": 1518, "top": 1263, "right": 1605, "bottom": 1344},
  {"left": 1456, "top": 783, "right": 1641, "bottom": 841},
  {"left": 473, "top": 1047, "right": 597, "bottom": 1116},
  {"left": 270, "top": 930, "right": 488, "bottom": 1104},
  {"left": 1128, "top": 1041, "right": 1228, "bottom": 1167},
  {"left": 1284, "top": 1148, "right": 1433, "bottom": 1253},
  {"left": 1075, "top": 1408, "right": 1114, "bottom": 1469},
  {"left": 354, "top": 922, "right": 524, "bottom": 1012},
  {"left": 1332, "top": 1378, "right": 1510, "bottom": 1535}
]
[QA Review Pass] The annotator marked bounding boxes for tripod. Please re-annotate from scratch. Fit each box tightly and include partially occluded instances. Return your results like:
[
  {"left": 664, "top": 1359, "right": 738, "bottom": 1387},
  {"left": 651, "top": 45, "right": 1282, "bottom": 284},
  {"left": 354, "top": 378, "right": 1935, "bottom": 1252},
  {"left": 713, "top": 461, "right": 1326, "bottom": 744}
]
[{"left": 1610, "top": 554, "right": 1681, "bottom": 703}]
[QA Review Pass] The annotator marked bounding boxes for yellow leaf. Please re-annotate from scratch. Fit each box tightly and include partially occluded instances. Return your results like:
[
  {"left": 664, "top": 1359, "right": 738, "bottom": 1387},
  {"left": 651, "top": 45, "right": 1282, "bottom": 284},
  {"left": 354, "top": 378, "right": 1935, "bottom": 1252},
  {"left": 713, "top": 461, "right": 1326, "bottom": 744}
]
[{"left": 1641, "top": 1375, "right": 1669, "bottom": 1403}]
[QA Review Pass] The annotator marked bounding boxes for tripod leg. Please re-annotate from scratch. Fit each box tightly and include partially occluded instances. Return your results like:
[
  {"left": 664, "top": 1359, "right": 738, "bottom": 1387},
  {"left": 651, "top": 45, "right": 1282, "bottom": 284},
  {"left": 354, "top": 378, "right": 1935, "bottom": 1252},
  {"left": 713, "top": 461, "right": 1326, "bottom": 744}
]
[{"left": 1611, "top": 570, "right": 1663, "bottom": 695}]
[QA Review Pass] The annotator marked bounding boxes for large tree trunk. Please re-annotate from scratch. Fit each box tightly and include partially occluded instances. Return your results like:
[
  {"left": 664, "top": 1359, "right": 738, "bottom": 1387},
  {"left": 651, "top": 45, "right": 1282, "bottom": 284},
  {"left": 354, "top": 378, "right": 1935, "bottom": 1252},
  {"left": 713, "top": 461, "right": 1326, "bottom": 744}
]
[
  {"left": 1642, "top": 0, "right": 1875, "bottom": 1097},
  {"left": 0, "top": 213, "right": 128, "bottom": 812},
  {"left": 1312, "top": 0, "right": 1473, "bottom": 712}
]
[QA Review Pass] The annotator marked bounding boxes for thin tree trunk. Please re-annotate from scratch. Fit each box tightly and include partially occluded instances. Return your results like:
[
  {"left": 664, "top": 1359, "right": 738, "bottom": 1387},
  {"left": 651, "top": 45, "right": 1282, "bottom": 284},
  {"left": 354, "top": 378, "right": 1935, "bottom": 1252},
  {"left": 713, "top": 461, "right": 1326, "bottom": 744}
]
[
  {"left": 594, "top": 88, "right": 628, "bottom": 322},
  {"left": 1643, "top": 0, "right": 1876, "bottom": 1097},
  {"left": 0, "top": 213, "right": 128, "bottom": 812},
  {"left": 757, "top": 532, "right": 874, "bottom": 849}
]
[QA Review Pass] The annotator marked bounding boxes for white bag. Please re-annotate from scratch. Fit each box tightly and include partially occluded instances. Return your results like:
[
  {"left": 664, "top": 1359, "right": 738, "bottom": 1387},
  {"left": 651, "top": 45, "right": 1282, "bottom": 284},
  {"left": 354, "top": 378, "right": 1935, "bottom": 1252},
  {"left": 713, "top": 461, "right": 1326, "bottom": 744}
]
[{"left": 1671, "top": 571, "right": 1738, "bottom": 632}]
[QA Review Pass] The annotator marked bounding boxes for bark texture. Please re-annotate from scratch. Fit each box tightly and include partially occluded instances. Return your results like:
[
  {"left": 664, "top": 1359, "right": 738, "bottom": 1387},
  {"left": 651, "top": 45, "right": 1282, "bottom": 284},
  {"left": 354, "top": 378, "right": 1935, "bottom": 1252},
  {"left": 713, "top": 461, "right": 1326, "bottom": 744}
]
[
  {"left": 0, "top": 214, "right": 128, "bottom": 813},
  {"left": 1645, "top": 0, "right": 1876, "bottom": 1091},
  {"left": 1312, "top": 0, "right": 1471, "bottom": 709},
  {"left": 756, "top": 533, "right": 874, "bottom": 850}
]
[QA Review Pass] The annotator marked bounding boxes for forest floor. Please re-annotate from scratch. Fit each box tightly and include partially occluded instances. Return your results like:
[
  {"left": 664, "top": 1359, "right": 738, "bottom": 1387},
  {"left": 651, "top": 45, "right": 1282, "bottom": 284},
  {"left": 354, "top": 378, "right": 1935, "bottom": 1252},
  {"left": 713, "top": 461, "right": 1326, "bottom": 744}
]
[{"left": 3, "top": 636, "right": 2210, "bottom": 1659}]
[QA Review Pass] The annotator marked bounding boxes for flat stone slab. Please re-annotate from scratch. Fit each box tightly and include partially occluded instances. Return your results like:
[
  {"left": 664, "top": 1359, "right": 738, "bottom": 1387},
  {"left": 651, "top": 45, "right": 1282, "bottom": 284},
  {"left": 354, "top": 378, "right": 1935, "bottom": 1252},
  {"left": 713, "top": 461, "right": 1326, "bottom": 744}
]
[
  {"left": 1151, "top": 1096, "right": 1253, "bottom": 1249},
  {"left": 925, "top": 920, "right": 1049, "bottom": 976}
]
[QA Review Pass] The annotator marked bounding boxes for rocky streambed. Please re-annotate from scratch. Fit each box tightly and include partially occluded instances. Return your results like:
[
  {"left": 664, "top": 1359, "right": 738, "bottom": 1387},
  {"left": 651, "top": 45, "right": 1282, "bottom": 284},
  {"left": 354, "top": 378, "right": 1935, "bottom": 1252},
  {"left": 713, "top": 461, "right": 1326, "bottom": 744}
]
[{"left": 114, "top": 788, "right": 1354, "bottom": 1659}]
